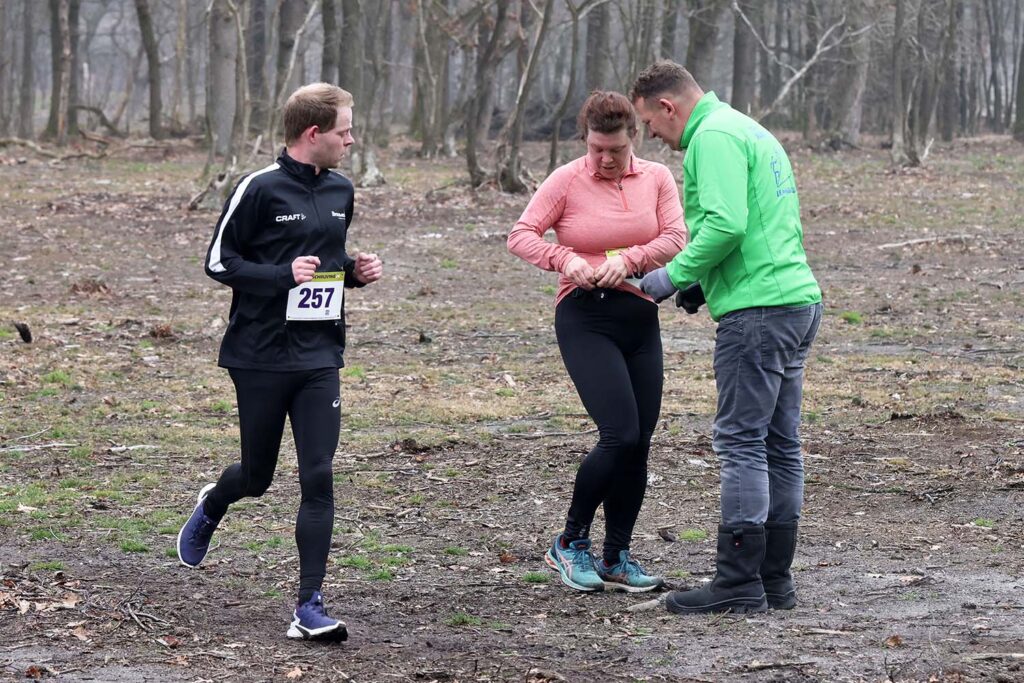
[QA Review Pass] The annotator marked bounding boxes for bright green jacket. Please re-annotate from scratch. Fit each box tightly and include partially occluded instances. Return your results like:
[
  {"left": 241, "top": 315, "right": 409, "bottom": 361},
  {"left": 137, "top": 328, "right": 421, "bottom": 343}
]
[{"left": 665, "top": 92, "right": 821, "bottom": 321}]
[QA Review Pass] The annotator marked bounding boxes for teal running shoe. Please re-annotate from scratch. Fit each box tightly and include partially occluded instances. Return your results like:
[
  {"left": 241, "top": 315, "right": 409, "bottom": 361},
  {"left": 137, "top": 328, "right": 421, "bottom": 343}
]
[
  {"left": 544, "top": 534, "right": 604, "bottom": 592},
  {"left": 597, "top": 550, "right": 665, "bottom": 593}
]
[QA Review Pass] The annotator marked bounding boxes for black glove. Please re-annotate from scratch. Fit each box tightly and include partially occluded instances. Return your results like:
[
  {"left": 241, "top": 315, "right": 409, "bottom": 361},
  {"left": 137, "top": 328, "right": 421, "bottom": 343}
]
[{"left": 674, "top": 282, "right": 705, "bottom": 314}]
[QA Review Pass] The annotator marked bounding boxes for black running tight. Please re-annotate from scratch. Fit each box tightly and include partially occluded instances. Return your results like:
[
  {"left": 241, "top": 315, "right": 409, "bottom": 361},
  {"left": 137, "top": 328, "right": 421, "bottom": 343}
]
[
  {"left": 555, "top": 288, "right": 663, "bottom": 563},
  {"left": 203, "top": 367, "right": 340, "bottom": 602}
]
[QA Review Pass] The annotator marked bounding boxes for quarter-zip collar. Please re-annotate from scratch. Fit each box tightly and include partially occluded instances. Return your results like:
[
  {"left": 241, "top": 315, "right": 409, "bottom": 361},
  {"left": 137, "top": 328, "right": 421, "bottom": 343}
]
[
  {"left": 679, "top": 91, "right": 728, "bottom": 150},
  {"left": 584, "top": 153, "right": 643, "bottom": 182},
  {"left": 277, "top": 148, "right": 326, "bottom": 186}
]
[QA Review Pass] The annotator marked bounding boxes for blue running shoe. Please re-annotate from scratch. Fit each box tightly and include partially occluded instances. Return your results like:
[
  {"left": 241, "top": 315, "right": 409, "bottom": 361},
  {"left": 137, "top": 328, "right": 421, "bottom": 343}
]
[
  {"left": 597, "top": 550, "right": 665, "bottom": 593},
  {"left": 544, "top": 534, "right": 604, "bottom": 592},
  {"left": 176, "top": 483, "right": 218, "bottom": 568},
  {"left": 287, "top": 592, "right": 348, "bottom": 641}
]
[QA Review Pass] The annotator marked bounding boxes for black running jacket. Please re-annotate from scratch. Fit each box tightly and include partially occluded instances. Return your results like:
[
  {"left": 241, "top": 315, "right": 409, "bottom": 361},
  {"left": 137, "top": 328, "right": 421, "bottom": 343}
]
[{"left": 204, "top": 150, "right": 365, "bottom": 371}]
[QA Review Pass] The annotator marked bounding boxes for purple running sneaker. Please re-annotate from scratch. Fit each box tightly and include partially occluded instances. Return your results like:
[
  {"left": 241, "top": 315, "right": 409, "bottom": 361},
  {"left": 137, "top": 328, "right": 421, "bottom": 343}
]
[
  {"left": 176, "top": 483, "right": 218, "bottom": 568},
  {"left": 287, "top": 592, "right": 348, "bottom": 642}
]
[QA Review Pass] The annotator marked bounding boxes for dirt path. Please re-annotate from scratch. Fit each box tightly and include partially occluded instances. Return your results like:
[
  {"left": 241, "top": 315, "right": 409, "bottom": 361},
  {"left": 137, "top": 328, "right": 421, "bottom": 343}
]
[{"left": 1, "top": 138, "right": 1022, "bottom": 682}]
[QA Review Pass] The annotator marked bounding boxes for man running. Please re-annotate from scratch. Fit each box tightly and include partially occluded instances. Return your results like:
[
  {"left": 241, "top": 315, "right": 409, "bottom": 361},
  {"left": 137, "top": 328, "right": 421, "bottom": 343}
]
[{"left": 177, "top": 82, "right": 383, "bottom": 641}]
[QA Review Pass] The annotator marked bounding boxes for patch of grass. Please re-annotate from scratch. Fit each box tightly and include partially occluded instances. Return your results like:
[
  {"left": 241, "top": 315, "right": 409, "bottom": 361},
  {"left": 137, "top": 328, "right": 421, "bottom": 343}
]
[
  {"left": 678, "top": 529, "right": 708, "bottom": 542},
  {"left": 840, "top": 311, "right": 863, "bottom": 324},
  {"left": 342, "top": 365, "right": 367, "bottom": 380},
  {"left": 339, "top": 555, "right": 373, "bottom": 570},
  {"left": 69, "top": 445, "right": 93, "bottom": 461},
  {"left": 369, "top": 569, "right": 394, "bottom": 581},
  {"left": 440, "top": 258, "right": 458, "bottom": 269},
  {"left": 445, "top": 612, "right": 481, "bottom": 627},
  {"left": 0, "top": 328, "right": 12, "bottom": 340},
  {"left": 408, "top": 493, "right": 425, "bottom": 505},
  {"left": 210, "top": 399, "right": 232, "bottom": 413},
  {"left": 164, "top": 547, "right": 178, "bottom": 558},
  {"left": 120, "top": 539, "right": 149, "bottom": 553},
  {"left": 42, "top": 369, "right": 73, "bottom": 386},
  {"left": 444, "top": 546, "right": 468, "bottom": 556},
  {"left": 29, "top": 561, "right": 64, "bottom": 572},
  {"left": 523, "top": 572, "right": 549, "bottom": 584},
  {"left": 540, "top": 285, "right": 556, "bottom": 295},
  {"left": 972, "top": 518, "right": 995, "bottom": 528},
  {"left": 495, "top": 388, "right": 515, "bottom": 397},
  {"left": 667, "top": 569, "right": 691, "bottom": 579}
]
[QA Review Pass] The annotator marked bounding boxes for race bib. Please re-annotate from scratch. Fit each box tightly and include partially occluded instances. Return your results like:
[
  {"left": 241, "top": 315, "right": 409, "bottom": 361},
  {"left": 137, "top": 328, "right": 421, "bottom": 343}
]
[
  {"left": 286, "top": 271, "right": 344, "bottom": 321},
  {"left": 605, "top": 249, "right": 642, "bottom": 288}
]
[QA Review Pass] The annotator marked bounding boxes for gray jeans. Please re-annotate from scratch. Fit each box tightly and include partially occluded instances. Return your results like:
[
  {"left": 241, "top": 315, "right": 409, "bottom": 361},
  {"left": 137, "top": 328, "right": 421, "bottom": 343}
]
[{"left": 712, "top": 303, "right": 822, "bottom": 527}]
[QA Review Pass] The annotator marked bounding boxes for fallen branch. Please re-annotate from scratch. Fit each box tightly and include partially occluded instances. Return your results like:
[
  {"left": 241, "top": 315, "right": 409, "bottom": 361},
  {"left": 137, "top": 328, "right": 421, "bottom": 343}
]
[
  {"left": 625, "top": 596, "right": 665, "bottom": 613},
  {"left": 0, "top": 137, "right": 59, "bottom": 158},
  {"left": 0, "top": 442, "right": 78, "bottom": 453},
  {"left": 962, "top": 652, "right": 1024, "bottom": 662},
  {"left": 877, "top": 235, "right": 973, "bottom": 250}
]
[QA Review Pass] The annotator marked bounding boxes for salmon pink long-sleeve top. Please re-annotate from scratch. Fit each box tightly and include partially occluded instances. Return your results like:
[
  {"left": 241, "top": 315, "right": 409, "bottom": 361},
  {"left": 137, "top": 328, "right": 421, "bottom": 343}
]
[{"left": 507, "top": 155, "right": 688, "bottom": 306}]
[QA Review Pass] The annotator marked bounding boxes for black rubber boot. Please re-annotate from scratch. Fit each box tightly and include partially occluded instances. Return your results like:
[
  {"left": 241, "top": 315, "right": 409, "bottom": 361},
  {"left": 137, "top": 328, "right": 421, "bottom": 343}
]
[
  {"left": 665, "top": 525, "right": 768, "bottom": 615},
  {"left": 762, "top": 521, "right": 798, "bottom": 609}
]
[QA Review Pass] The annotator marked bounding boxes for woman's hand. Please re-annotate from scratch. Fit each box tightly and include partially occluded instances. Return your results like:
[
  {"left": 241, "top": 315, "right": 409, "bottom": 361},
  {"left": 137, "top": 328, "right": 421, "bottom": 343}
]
[
  {"left": 563, "top": 256, "right": 597, "bottom": 290},
  {"left": 593, "top": 254, "right": 629, "bottom": 289}
]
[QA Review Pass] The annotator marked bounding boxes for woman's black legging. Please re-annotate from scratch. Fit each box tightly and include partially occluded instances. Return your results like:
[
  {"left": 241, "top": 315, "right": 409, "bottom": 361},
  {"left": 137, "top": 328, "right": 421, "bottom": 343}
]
[
  {"left": 202, "top": 367, "right": 340, "bottom": 603},
  {"left": 555, "top": 288, "right": 663, "bottom": 564}
]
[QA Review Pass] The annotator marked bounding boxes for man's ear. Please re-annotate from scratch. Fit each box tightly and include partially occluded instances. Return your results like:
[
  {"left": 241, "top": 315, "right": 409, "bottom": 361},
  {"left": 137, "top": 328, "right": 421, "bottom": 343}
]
[
  {"left": 658, "top": 97, "right": 676, "bottom": 118},
  {"left": 306, "top": 125, "right": 320, "bottom": 144}
]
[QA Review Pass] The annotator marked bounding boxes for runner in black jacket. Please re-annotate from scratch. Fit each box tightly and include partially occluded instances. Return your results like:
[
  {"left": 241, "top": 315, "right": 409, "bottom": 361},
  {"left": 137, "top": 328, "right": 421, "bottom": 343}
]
[{"left": 177, "top": 83, "right": 383, "bottom": 642}]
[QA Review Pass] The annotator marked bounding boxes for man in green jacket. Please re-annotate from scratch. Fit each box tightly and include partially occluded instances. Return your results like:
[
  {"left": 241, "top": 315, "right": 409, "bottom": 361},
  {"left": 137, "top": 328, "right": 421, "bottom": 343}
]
[{"left": 633, "top": 61, "right": 823, "bottom": 615}]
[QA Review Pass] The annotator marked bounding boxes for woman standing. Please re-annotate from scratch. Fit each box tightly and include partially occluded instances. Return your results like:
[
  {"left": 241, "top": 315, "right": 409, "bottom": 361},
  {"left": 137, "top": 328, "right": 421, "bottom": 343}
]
[{"left": 508, "top": 91, "right": 687, "bottom": 592}]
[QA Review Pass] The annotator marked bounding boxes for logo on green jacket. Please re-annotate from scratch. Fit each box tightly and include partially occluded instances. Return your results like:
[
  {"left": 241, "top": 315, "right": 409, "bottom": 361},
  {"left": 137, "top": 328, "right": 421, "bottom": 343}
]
[{"left": 770, "top": 155, "right": 796, "bottom": 198}]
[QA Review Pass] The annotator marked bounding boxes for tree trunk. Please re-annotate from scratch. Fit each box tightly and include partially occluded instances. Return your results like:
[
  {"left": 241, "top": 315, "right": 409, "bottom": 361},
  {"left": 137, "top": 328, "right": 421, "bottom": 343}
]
[
  {"left": 171, "top": 0, "right": 187, "bottom": 130},
  {"left": 322, "top": 0, "right": 339, "bottom": 83},
  {"left": 497, "top": 0, "right": 555, "bottom": 193},
  {"left": 341, "top": 0, "right": 365, "bottom": 103},
  {"left": 276, "top": 0, "right": 311, "bottom": 107},
  {"left": 891, "top": 0, "right": 914, "bottom": 166},
  {"left": 984, "top": 0, "right": 1005, "bottom": 132},
  {"left": 0, "top": 1, "right": 8, "bottom": 135},
  {"left": 208, "top": 0, "right": 237, "bottom": 156},
  {"left": 134, "top": 0, "right": 163, "bottom": 139},
  {"left": 67, "top": 0, "right": 80, "bottom": 137},
  {"left": 585, "top": 2, "right": 610, "bottom": 90},
  {"left": 1015, "top": 0, "right": 1024, "bottom": 140},
  {"left": 44, "top": 0, "right": 71, "bottom": 143},
  {"left": 731, "top": 0, "right": 756, "bottom": 113},
  {"left": 18, "top": 0, "right": 34, "bottom": 139},
  {"left": 938, "top": 0, "right": 961, "bottom": 142},
  {"left": 549, "top": 0, "right": 587, "bottom": 174},
  {"left": 357, "top": 0, "right": 392, "bottom": 185},
  {"left": 466, "top": 2, "right": 511, "bottom": 186},
  {"left": 661, "top": 0, "right": 681, "bottom": 59},
  {"left": 685, "top": 0, "right": 728, "bottom": 87},
  {"left": 825, "top": 0, "right": 871, "bottom": 146},
  {"left": 247, "top": 0, "right": 269, "bottom": 131}
]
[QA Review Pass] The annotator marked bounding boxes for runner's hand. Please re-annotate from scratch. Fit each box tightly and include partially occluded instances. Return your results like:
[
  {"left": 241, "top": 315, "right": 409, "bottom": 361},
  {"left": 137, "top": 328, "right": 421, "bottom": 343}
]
[
  {"left": 292, "top": 255, "right": 320, "bottom": 284},
  {"left": 593, "top": 254, "right": 629, "bottom": 289},
  {"left": 354, "top": 252, "right": 383, "bottom": 284},
  {"left": 563, "top": 256, "right": 596, "bottom": 291}
]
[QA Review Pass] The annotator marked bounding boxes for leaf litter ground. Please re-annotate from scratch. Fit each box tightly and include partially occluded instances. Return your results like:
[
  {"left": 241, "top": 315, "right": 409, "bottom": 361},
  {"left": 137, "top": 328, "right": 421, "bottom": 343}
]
[{"left": 0, "top": 138, "right": 1022, "bottom": 682}]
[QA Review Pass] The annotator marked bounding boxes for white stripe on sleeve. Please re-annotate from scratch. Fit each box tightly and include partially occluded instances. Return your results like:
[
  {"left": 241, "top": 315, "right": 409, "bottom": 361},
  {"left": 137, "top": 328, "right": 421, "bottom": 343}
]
[{"left": 207, "top": 163, "right": 280, "bottom": 273}]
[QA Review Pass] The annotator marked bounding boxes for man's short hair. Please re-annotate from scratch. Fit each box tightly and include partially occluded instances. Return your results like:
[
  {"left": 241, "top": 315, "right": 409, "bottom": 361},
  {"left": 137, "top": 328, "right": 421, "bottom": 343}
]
[
  {"left": 283, "top": 83, "right": 354, "bottom": 144},
  {"left": 629, "top": 61, "right": 700, "bottom": 102}
]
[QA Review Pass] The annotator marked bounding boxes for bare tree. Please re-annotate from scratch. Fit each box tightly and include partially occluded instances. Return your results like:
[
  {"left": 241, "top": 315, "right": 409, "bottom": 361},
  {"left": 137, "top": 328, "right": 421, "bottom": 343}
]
[
  {"left": 685, "top": 0, "right": 729, "bottom": 86},
  {"left": 585, "top": 1, "right": 610, "bottom": 89},
  {"left": 18, "top": 0, "right": 34, "bottom": 139},
  {"left": 731, "top": 0, "right": 757, "bottom": 113},
  {"left": 496, "top": 0, "right": 556, "bottom": 193},
  {"left": 549, "top": 0, "right": 611, "bottom": 174},
  {"left": 823, "top": 0, "right": 871, "bottom": 147},
  {"left": 466, "top": 2, "right": 512, "bottom": 186},
  {"left": 0, "top": 0, "right": 10, "bottom": 135},
  {"left": 322, "top": 0, "right": 339, "bottom": 83},
  {"left": 276, "top": 0, "right": 313, "bottom": 112},
  {"left": 661, "top": 0, "right": 682, "bottom": 59},
  {"left": 67, "top": 0, "right": 81, "bottom": 138},
  {"left": 134, "top": 0, "right": 164, "bottom": 139},
  {"left": 891, "top": 0, "right": 914, "bottom": 165},
  {"left": 208, "top": 0, "right": 237, "bottom": 157},
  {"left": 247, "top": 0, "right": 270, "bottom": 131},
  {"left": 1011, "top": 0, "right": 1019, "bottom": 139},
  {"left": 43, "top": 0, "right": 72, "bottom": 144}
]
